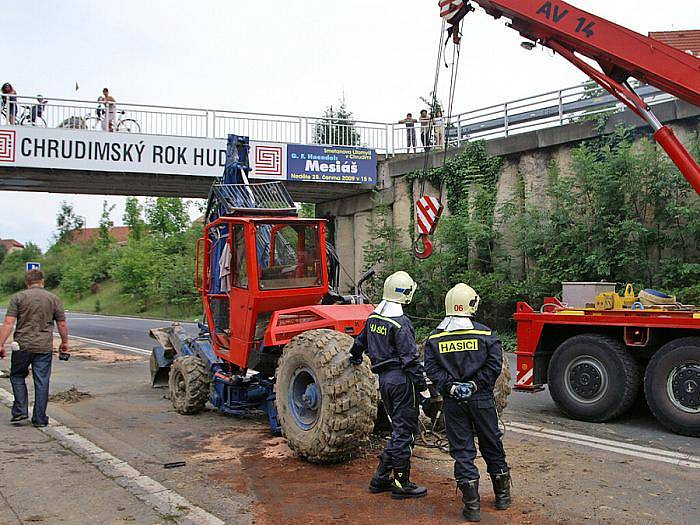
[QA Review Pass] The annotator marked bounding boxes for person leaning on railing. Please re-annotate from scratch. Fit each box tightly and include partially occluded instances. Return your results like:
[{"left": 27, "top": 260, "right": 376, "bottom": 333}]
[
  {"left": 97, "top": 87, "right": 116, "bottom": 132},
  {"left": 399, "top": 113, "right": 418, "bottom": 153},
  {"left": 433, "top": 110, "right": 445, "bottom": 147},
  {"left": 1, "top": 82, "right": 18, "bottom": 125}
]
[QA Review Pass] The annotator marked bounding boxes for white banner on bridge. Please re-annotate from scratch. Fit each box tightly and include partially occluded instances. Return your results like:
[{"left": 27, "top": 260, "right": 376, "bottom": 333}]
[{"left": 0, "top": 125, "right": 285, "bottom": 179}]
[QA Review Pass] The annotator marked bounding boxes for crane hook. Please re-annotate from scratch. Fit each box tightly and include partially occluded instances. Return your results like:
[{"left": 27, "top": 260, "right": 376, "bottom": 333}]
[
  {"left": 413, "top": 196, "right": 444, "bottom": 260},
  {"left": 413, "top": 234, "right": 435, "bottom": 260}
]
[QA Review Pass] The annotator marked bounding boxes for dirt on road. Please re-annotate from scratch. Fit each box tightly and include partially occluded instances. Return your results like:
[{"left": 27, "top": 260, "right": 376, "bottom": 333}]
[{"left": 192, "top": 428, "right": 555, "bottom": 525}]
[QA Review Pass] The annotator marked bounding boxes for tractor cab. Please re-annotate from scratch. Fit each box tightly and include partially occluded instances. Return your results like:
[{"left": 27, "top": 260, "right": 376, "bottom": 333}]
[
  {"left": 199, "top": 208, "right": 331, "bottom": 371},
  {"left": 196, "top": 136, "right": 373, "bottom": 375}
]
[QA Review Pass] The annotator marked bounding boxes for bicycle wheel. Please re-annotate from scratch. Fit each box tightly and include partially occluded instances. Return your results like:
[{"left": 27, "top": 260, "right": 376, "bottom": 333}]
[
  {"left": 83, "top": 116, "right": 101, "bottom": 130},
  {"left": 117, "top": 119, "right": 140, "bottom": 133},
  {"left": 20, "top": 115, "right": 47, "bottom": 127}
]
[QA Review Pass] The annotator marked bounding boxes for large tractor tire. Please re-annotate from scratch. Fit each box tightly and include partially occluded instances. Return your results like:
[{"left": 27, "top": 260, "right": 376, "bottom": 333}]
[
  {"left": 275, "top": 329, "right": 378, "bottom": 463},
  {"left": 168, "top": 355, "right": 208, "bottom": 415},
  {"left": 644, "top": 337, "right": 700, "bottom": 437},
  {"left": 548, "top": 334, "right": 641, "bottom": 422}
]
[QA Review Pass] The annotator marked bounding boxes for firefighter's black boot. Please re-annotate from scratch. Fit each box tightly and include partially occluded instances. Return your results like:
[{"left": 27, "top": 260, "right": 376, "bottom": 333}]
[
  {"left": 458, "top": 479, "right": 481, "bottom": 522},
  {"left": 391, "top": 461, "right": 427, "bottom": 499},
  {"left": 491, "top": 470, "right": 512, "bottom": 510},
  {"left": 369, "top": 453, "right": 393, "bottom": 493}
]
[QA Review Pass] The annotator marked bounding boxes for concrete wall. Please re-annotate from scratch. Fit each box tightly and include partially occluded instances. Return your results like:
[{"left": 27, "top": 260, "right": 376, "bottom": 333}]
[{"left": 317, "top": 100, "right": 700, "bottom": 292}]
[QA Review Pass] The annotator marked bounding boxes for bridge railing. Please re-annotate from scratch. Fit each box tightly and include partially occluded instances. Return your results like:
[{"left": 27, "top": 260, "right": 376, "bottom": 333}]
[
  {"left": 0, "top": 94, "right": 212, "bottom": 137},
  {"left": 390, "top": 83, "right": 674, "bottom": 154},
  {"left": 0, "top": 83, "right": 676, "bottom": 155}
]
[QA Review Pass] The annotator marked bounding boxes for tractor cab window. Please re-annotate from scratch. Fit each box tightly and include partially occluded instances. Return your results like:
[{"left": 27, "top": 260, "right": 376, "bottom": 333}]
[
  {"left": 256, "top": 223, "right": 322, "bottom": 290},
  {"left": 232, "top": 225, "right": 248, "bottom": 288}
]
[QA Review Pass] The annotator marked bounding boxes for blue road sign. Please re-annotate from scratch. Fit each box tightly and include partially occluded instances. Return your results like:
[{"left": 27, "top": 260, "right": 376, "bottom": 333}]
[{"left": 26, "top": 262, "right": 41, "bottom": 272}]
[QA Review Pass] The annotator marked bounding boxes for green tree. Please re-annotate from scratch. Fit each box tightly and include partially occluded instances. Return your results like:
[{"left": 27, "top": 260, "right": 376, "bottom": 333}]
[
  {"left": 419, "top": 91, "right": 444, "bottom": 116},
  {"left": 0, "top": 243, "right": 43, "bottom": 294},
  {"left": 0, "top": 245, "right": 6, "bottom": 265},
  {"left": 314, "top": 99, "right": 361, "bottom": 146},
  {"left": 299, "top": 203, "right": 316, "bottom": 218},
  {"left": 123, "top": 197, "right": 145, "bottom": 240},
  {"left": 98, "top": 200, "right": 116, "bottom": 245},
  {"left": 145, "top": 198, "right": 190, "bottom": 238},
  {"left": 113, "top": 236, "right": 161, "bottom": 310},
  {"left": 55, "top": 202, "right": 85, "bottom": 243}
]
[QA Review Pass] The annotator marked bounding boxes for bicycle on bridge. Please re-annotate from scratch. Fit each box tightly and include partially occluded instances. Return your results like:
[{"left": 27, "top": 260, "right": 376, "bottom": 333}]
[
  {"left": 84, "top": 104, "right": 141, "bottom": 133},
  {"left": 1, "top": 96, "right": 48, "bottom": 127}
]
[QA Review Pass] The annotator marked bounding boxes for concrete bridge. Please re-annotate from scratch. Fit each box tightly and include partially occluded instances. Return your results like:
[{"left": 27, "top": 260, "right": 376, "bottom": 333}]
[
  {"left": 0, "top": 82, "right": 674, "bottom": 202},
  {"left": 1, "top": 87, "right": 697, "bottom": 291},
  {"left": 316, "top": 98, "right": 700, "bottom": 292}
]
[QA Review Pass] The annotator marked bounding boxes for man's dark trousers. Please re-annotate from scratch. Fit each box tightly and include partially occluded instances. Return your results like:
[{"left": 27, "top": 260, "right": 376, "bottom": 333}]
[
  {"left": 444, "top": 396, "right": 508, "bottom": 481},
  {"left": 379, "top": 369, "right": 419, "bottom": 466},
  {"left": 10, "top": 350, "right": 52, "bottom": 426}
]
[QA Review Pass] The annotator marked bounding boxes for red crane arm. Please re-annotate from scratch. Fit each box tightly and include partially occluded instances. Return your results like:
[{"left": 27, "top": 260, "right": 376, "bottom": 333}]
[
  {"left": 473, "top": 0, "right": 700, "bottom": 106},
  {"left": 442, "top": 0, "right": 700, "bottom": 194}
]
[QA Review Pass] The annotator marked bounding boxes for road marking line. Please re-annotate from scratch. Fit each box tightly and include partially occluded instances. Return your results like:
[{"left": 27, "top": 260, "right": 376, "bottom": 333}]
[
  {"left": 0, "top": 388, "right": 224, "bottom": 525},
  {"left": 65, "top": 311, "right": 196, "bottom": 325},
  {"left": 67, "top": 335, "right": 151, "bottom": 356},
  {"left": 506, "top": 421, "right": 700, "bottom": 469},
  {"left": 508, "top": 421, "right": 700, "bottom": 462}
]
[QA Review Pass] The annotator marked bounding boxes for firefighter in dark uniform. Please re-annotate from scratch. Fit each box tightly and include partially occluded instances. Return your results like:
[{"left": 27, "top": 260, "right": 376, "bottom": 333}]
[
  {"left": 424, "top": 283, "right": 511, "bottom": 522},
  {"left": 350, "top": 271, "right": 428, "bottom": 499}
]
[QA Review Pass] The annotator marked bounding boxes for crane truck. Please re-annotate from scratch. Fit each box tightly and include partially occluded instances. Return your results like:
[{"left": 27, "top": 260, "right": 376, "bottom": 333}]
[{"left": 441, "top": 1, "right": 700, "bottom": 436}]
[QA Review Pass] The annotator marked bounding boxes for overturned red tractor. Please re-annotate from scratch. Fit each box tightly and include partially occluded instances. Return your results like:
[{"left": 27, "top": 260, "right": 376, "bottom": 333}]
[{"left": 151, "top": 135, "right": 382, "bottom": 462}]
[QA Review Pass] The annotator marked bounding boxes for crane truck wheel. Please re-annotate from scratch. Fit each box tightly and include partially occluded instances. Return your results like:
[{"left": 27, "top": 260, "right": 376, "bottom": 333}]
[
  {"left": 548, "top": 334, "right": 641, "bottom": 422},
  {"left": 644, "top": 337, "right": 700, "bottom": 437},
  {"left": 275, "top": 329, "right": 378, "bottom": 464},
  {"left": 168, "top": 355, "right": 208, "bottom": 415}
]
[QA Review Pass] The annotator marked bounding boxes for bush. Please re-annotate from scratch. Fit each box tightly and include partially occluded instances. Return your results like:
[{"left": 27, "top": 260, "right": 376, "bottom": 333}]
[{"left": 364, "top": 129, "right": 700, "bottom": 335}]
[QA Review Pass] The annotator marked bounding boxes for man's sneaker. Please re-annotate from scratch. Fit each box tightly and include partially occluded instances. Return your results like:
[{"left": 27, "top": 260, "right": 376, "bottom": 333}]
[
  {"left": 32, "top": 421, "right": 49, "bottom": 428},
  {"left": 10, "top": 415, "right": 28, "bottom": 424}
]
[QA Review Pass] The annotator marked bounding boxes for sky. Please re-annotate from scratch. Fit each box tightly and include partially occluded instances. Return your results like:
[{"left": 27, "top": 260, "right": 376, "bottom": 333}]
[{"left": 1, "top": 0, "right": 698, "bottom": 249}]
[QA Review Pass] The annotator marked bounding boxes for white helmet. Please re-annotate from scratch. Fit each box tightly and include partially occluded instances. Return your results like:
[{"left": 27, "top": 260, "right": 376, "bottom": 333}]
[
  {"left": 382, "top": 271, "right": 417, "bottom": 305},
  {"left": 445, "top": 283, "right": 480, "bottom": 317}
]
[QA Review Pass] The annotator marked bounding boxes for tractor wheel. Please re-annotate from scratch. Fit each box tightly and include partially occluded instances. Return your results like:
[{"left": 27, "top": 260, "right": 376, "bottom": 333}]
[
  {"left": 168, "top": 355, "right": 208, "bottom": 415},
  {"left": 275, "top": 329, "right": 378, "bottom": 463},
  {"left": 644, "top": 337, "right": 700, "bottom": 437},
  {"left": 548, "top": 334, "right": 641, "bottom": 422},
  {"left": 495, "top": 348, "right": 512, "bottom": 415}
]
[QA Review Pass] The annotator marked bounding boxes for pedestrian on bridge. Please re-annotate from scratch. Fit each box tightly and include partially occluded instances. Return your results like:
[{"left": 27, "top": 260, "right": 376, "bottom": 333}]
[
  {"left": 1, "top": 83, "right": 18, "bottom": 125},
  {"left": 98, "top": 87, "right": 116, "bottom": 132},
  {"left": 424, "top": 283, "right": 511, "bottom": 523},
  {"left": 0, "top": 269, "right": 69, "bottom": 427},
  {"left": 399, "top": 113, "right": 418, "bottom": 153},
  {"left": 419, "top": 109, "right": 431, "bottom": 151}
]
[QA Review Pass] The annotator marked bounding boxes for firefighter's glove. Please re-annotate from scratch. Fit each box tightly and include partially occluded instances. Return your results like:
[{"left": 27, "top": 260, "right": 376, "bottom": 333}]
[
  {"left": 450, "top": 381, "right": 477, "bottom": 401},
  {"left": 349, "top": 355, "right": 363, "bottom": 366}
]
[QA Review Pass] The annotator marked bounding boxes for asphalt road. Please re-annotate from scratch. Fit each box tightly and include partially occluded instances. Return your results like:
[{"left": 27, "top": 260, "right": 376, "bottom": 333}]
[
  {"left": 1, "top": 308, "right": 698, "bottom": 523},
  {"left": 1, "top": 308, "right": 697, "bottom": 456}
]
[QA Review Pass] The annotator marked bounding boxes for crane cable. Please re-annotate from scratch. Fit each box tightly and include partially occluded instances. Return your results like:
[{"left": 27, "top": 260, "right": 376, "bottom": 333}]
[
  {"left": 414, "top": 20, "right": 463, "bottom": 258},
  {"left": 444, "top": 37, "right": 461, "bottom": 165},
  {"left": 419, "top": 19, "right": 447, "bottom": 202}
]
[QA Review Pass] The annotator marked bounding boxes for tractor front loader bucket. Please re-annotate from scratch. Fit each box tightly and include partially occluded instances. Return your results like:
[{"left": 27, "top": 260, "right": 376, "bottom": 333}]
[{"left": 148, "top": 326, "right": 178, "bottom": 388}]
